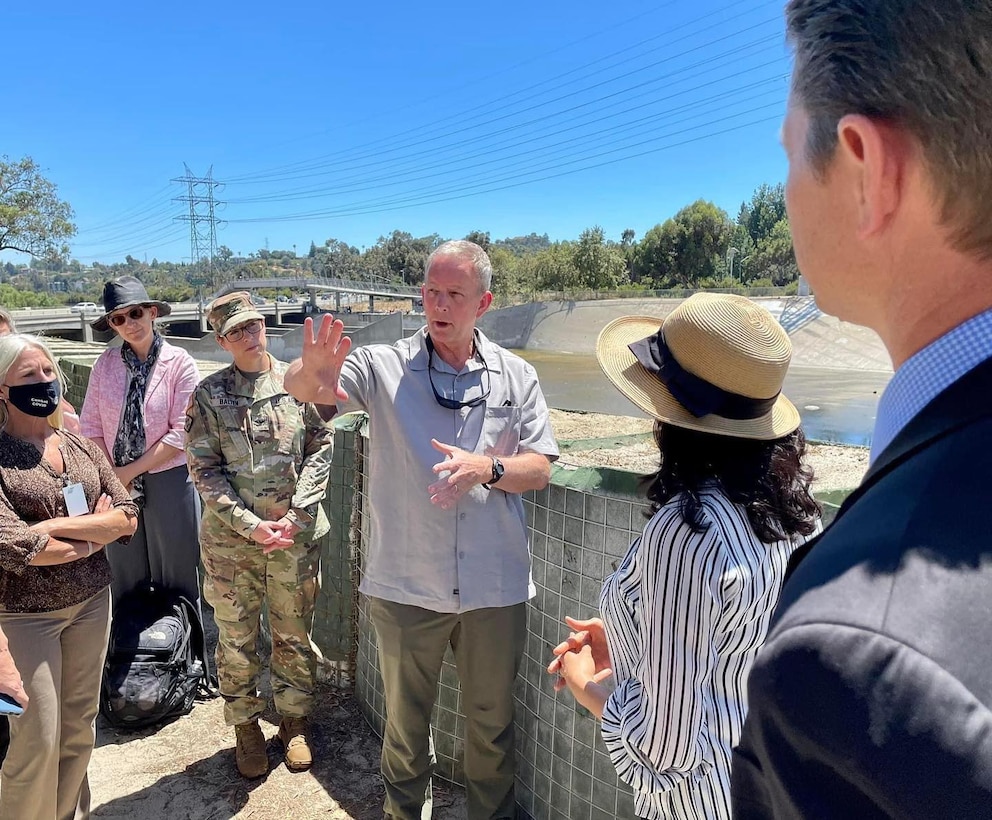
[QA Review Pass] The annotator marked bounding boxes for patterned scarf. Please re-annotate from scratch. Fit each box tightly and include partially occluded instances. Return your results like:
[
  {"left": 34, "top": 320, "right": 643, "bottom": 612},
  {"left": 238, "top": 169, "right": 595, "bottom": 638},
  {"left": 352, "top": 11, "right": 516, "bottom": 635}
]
[{"left": 113, "top": 332, "right": 163, "bottom": 499}]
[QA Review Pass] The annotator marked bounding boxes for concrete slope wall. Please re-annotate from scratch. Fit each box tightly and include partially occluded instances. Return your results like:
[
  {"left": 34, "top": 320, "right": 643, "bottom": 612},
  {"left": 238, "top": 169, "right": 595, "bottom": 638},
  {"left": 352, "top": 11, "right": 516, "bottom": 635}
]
[{"left": 479, "top": 297, "right": 892, "bottom": 373}]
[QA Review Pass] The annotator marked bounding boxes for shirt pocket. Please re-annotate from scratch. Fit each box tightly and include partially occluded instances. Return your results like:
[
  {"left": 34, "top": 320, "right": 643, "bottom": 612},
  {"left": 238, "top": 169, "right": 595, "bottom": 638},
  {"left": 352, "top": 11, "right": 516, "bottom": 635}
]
[
  {"left": 483, "top": 405, "right": 522, "bottom": 457},
  {"left": 269, "top": 396, "right": 305, "bottom": 456},
  {"left": 217, "top": 407, "right": 251, "bottom": 462}
]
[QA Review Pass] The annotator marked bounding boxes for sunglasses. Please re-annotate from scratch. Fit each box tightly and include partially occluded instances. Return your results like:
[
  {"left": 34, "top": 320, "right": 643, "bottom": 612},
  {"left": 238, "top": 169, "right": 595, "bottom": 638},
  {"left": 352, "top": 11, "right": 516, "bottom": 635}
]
[
  {"left": 224, "top": 319, "right": 264, "bottom": 343},
  {"left": 108, "top": 306, "right": 148, "bottom": 327},
  {"left": 426, "top": 336, "right": 491, "bottom": 410}
]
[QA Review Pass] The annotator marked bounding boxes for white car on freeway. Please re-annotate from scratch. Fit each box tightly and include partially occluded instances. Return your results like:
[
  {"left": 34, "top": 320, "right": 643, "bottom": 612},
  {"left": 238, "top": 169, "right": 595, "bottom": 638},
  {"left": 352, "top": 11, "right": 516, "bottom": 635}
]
[{"left": 70, "top": 302, "right": 99, "bottom": 314}]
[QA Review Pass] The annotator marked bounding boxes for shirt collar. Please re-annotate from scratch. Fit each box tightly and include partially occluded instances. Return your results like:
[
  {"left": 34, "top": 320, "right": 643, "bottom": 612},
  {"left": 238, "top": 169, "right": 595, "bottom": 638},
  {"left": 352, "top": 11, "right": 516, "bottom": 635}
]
[
  {"left": 228, "top": 353, "right": 281, "bottom": 398},
  {"left": 871, "top": 307, "right": 992, "bottom": 462},
  {"left": 408, "top": 327, "right": 502, "bottom": 374}
]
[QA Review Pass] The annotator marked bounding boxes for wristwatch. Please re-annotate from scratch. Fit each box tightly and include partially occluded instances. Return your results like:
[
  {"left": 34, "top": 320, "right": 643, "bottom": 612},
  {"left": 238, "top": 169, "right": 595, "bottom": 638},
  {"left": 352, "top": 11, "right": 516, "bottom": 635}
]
[{"left": 483, "top": 457, "right": 505, "bottom": 490}]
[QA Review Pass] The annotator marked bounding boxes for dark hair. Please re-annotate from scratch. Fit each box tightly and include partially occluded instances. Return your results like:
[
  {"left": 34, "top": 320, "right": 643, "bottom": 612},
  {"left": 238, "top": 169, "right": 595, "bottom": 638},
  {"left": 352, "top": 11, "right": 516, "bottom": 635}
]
[
  {"left": 786, "top": 0, "right": 992, "bottom": 258},
  {"left": 643, "top": 422, "right": 820, "bottom": 543}
]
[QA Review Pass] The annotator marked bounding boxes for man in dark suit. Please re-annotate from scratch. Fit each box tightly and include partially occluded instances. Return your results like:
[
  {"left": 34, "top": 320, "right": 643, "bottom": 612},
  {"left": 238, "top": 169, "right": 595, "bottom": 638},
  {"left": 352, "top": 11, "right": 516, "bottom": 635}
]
[{"left": 731, "top": 1, "right": 992, "bottom": 817}]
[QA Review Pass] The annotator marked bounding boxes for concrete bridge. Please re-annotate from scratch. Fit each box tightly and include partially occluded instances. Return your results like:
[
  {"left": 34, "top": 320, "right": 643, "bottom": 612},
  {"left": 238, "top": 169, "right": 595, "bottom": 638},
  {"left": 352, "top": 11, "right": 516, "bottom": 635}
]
[
  {"left": 9, "top": 275, "right": 422, "bottom": 342},
  {"left": 212, "top": 275, "right": 421, "bottom": 313},
  {"left": 8, "top": 302, "right": 289, "bottom": 343}
]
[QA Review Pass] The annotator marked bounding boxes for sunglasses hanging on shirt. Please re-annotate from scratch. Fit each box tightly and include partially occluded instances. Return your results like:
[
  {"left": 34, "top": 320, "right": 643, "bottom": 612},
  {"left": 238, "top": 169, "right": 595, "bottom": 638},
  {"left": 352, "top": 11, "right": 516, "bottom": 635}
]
[{"left": 426, "top": 336, "right": 491, "bottom": 410}]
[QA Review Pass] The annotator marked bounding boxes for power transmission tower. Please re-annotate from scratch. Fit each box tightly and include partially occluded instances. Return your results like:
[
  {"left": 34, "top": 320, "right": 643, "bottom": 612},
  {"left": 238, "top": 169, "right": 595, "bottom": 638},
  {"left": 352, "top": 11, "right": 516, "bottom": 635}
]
[{"left": 173, "top": 165, "right": 222, "bottom": 299}]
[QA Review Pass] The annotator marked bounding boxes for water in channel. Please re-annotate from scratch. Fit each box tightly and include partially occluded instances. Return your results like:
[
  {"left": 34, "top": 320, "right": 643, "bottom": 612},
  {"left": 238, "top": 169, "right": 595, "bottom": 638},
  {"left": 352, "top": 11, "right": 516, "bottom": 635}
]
[{"left": 513, "top": 350, "right": 891, "bottom": 447}]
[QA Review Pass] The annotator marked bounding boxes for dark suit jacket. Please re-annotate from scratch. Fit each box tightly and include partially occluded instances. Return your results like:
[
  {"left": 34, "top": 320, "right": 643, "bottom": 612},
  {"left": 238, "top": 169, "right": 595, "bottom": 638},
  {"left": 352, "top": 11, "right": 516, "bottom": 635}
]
[{"left": 731, "top": 356, "right": 992, "bottom": 819}]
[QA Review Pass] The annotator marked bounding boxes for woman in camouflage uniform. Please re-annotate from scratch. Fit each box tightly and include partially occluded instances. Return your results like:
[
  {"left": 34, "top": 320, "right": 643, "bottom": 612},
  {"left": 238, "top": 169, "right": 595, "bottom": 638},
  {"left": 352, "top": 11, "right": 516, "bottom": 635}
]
[{"left": 185, "top": 292, "right": 334, "bottom": 778}]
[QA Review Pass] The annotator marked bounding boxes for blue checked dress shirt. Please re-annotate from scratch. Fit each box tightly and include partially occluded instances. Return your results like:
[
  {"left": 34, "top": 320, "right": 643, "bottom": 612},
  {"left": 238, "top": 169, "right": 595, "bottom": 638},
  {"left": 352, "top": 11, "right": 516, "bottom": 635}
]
[{"left": 871, "top": 307, "right": 992, "bottom": 463}]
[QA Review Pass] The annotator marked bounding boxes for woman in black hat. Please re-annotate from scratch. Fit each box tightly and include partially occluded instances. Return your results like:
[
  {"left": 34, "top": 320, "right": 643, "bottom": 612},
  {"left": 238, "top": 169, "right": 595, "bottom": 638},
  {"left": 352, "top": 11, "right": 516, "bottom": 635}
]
[{"left": 79, "top": 276, "right": 202, "bottom": 609}]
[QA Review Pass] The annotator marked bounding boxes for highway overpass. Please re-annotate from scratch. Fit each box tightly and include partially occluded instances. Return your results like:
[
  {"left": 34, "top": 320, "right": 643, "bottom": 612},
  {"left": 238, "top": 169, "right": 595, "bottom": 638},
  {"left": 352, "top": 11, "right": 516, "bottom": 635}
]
[{"left": 9, "top": 274, "right": 421, "bottom": 341}]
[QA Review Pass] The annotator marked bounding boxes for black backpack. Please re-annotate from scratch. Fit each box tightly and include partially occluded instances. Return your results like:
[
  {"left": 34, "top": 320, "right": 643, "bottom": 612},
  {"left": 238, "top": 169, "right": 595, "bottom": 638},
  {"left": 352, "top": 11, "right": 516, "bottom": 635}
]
[{"left": 100, "top": 584, "right": 208, "bottom": 730}]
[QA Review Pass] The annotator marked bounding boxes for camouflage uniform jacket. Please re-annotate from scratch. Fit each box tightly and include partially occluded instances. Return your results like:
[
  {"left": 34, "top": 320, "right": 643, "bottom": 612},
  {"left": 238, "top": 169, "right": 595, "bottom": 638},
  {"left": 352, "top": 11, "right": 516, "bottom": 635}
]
[{"left": 186, "top": 354, "right": 333, "bottom": 547}]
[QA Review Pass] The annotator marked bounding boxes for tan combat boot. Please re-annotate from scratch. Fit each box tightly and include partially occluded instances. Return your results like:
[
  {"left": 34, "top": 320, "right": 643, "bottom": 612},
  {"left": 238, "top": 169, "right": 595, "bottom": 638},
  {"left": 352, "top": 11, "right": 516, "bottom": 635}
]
[
  {"left": 234, "top": 720, "right": 268, "bottom": 778},
  {"left": 277, "top": 716, "right": 313, "bottom": 771}
]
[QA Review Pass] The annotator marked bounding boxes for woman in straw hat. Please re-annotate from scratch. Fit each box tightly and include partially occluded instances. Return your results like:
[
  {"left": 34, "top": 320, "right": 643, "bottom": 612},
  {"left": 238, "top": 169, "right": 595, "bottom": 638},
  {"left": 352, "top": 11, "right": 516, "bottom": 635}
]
[{"left": 548, "top": 293, "right": 821, "bottom": 820}]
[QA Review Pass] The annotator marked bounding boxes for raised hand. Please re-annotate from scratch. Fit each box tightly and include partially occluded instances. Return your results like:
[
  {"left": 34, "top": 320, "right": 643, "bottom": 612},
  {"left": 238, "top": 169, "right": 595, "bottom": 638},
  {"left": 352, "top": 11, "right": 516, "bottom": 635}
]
[{"left": 284, "top": 315, "right": 353, "bottom": 404}]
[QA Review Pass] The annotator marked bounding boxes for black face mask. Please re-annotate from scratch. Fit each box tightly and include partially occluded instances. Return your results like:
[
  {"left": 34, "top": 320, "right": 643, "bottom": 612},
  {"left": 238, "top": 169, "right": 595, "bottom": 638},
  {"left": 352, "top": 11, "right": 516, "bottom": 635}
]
[{"left": 6, "top": 380, "right": 62, "bottom": 418}]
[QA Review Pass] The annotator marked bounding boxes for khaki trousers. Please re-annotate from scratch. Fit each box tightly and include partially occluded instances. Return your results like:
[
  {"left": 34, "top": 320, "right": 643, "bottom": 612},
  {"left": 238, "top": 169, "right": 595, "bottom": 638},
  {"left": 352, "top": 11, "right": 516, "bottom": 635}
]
[
  {"left": 369, "top": 597, "right": 527, "bottom": 820},
  {"left": 0, "top": 588, "right": 112, "bottom": 820}
]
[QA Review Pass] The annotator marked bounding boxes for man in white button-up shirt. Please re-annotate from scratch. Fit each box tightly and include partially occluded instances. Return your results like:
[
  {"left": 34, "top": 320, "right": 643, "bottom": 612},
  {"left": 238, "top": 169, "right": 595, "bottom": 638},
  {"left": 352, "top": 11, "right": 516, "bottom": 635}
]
[{"left": 286, "top": 240, "right": 558, "bottom": 819}]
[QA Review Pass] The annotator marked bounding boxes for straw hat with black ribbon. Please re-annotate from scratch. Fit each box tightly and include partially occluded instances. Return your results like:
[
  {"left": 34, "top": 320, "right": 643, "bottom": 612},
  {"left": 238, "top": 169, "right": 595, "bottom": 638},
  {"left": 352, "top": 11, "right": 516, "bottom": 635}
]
[{"left": 595, "top": 293, "right": 799, "bottom": 441}]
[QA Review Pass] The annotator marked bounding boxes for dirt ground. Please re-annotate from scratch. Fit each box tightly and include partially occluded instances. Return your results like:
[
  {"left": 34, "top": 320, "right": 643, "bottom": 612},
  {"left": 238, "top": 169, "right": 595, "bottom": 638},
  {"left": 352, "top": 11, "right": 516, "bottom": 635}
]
[
  {"left": 549, "top": 409, "right": 869, "bottom": 491},
  {"left": 88, "top": 410, "right": 868, "bottom": 819},
  {"left": 90, "top": 682, "right": 466, "bottom": 820}
]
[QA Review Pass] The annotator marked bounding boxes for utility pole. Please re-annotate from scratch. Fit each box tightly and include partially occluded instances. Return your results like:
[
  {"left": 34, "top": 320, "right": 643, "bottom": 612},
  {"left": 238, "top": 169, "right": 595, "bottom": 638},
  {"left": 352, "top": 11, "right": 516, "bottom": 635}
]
[
  {"left": 726, "top": 247, "right": 739, "bottom": 282},
  {"left": 173, "top": 164, "right": 223, "bottom": 305}
]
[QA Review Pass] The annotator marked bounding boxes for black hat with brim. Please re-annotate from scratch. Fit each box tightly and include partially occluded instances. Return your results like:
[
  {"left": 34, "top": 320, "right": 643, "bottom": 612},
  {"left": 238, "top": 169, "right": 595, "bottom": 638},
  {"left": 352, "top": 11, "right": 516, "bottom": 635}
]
[{"left": 91, "top": 276, "right": 172, "bottom": 332}]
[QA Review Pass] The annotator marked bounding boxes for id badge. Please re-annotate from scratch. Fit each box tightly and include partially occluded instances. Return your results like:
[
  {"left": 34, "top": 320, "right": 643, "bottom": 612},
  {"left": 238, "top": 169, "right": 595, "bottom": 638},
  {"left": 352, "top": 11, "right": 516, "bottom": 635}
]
[{"left": 62, "top": 483, "right": 88, "bottom": 517}]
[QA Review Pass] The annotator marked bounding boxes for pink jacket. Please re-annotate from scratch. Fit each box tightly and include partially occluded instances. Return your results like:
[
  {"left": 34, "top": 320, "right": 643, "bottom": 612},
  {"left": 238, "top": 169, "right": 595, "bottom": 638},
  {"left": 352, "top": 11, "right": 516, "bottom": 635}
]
[{"left": 80, "top": 339, "right": 199, "bottom": 474}]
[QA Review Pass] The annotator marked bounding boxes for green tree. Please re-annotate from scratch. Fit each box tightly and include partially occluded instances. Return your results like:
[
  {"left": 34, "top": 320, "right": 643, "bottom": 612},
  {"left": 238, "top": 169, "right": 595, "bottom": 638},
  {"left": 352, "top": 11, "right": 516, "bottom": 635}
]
[
  {"left": 0, "top": 282, "right": 59, "bottom": 308},
  {"left": 0, "top": 156, "right": 76, "bottom": 259},
  {"left": 635, "top": 201, "right": 732, "bottom": 287},
  {"left": 313, "top": 238, "right": 362, "bottom": 279},
  {"left": 738, "top": 183, "right": 787, "bottom": 248},
  {"left": 619, "top": 228, "right": 638, "bottom": 280},
  {"left": 463, "top": 230, "right": 491, "bottom": 252},
  {"left": 377, "top": 230, "right": 442, "bottom": 285},
  {"left": 488, "top": 246, "right": 527, "bottom": 301},
  {"left": 528, "top": 242, "right": 579, "bottom": 291},
  {"left": 491, "top": 233, "right": 551, "bottom": 256},
  {"left": 748, "top": 218, "right": 799, "bottom": 284},
  {"left": 572, "top": 226, "right": 628, "bottom": 289}
]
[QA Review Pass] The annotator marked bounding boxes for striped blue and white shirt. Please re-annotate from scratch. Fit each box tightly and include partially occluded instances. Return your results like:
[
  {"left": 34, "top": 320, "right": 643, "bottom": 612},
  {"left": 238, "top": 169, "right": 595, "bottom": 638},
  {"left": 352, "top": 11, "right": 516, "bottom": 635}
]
[
  {"left": 872, "top": 307, "right": 992, "bottom": 462},
  {"left": 600, "top": 488, "right": 816, "bottom": 820}
]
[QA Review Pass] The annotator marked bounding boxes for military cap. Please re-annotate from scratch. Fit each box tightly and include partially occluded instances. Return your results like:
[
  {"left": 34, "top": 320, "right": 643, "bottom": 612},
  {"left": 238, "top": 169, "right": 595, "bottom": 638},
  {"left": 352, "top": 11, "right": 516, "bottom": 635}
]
[{"left": 207, "top": 292, "right": 265, "bottom": 336}]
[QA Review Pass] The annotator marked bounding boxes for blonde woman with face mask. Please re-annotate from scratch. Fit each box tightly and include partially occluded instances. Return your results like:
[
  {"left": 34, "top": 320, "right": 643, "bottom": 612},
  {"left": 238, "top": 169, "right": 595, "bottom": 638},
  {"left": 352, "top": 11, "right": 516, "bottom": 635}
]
[{"left": 0, "top": 333, "right": 137, "bottom": 820}]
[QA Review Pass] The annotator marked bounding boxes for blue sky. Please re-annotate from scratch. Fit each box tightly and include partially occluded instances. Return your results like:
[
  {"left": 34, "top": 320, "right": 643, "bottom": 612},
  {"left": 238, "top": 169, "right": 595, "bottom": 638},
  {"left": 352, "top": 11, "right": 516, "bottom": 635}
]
[{"left": 5, "top": 0, "right": 792, "bottom": 265}]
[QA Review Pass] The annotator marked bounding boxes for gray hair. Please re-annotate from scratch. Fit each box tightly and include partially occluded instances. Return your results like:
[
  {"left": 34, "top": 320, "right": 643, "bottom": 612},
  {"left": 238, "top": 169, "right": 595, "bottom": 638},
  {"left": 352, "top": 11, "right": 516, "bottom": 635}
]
[
  {"left": 425, "top": 240, "right": 493, "bottom": 293},
  {"left": 0, "top": 307, "right": 16, "bottom": 334},
  {"left": 787, "top": 0, "right": 992, "bottom": 258},
  {"left": 0, "top": 333, "right": 67, "bottom": 430}
]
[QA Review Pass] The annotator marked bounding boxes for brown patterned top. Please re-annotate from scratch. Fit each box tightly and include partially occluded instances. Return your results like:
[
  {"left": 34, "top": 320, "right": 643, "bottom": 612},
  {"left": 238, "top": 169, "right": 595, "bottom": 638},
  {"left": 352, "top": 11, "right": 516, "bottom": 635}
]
[{"left": 0, "top": 430, "right": 138, "bottom": 613}]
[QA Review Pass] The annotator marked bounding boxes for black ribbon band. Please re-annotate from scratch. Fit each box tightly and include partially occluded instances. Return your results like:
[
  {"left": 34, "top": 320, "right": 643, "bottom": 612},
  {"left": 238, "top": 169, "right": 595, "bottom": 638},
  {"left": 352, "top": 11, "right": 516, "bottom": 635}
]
[{"left": 628, "top": 330, "right": 779, "bottom": 420}]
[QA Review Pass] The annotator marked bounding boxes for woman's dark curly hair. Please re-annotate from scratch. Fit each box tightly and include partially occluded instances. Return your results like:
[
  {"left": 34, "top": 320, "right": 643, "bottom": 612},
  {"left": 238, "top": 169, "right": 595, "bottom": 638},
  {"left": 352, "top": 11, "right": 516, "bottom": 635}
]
[{"left": 643, "top": 421, "right": 821, "bottom": 543}]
